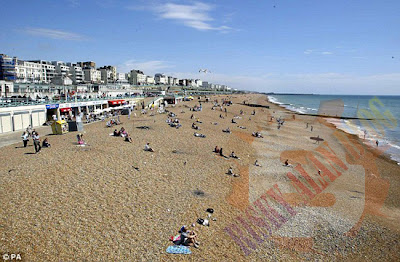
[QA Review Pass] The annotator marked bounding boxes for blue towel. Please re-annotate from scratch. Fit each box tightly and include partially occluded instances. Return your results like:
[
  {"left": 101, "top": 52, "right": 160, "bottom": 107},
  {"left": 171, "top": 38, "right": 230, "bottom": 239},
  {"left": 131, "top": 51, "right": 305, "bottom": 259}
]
[{"left": 166, "top": 245, "right": 191, "bottom": 254}]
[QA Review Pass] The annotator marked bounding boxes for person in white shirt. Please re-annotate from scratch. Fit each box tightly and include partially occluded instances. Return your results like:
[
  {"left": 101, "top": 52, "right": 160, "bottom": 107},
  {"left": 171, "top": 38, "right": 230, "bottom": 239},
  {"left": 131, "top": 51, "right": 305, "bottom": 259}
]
[
  {"left": 33, "top": 132, "right": 41, "bottom": 153},
  {"left": 21, "top": 131, "right": 29, "bottom": 147},
  {"left": 144, "top": 143, "right": 154, "bottom": 152}
]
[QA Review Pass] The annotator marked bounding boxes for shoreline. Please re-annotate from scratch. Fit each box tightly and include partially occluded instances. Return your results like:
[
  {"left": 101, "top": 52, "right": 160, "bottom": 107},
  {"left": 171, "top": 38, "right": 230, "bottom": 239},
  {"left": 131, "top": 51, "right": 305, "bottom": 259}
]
[{"left": 266, "top": 95, "right": 400, "bottom": 165}]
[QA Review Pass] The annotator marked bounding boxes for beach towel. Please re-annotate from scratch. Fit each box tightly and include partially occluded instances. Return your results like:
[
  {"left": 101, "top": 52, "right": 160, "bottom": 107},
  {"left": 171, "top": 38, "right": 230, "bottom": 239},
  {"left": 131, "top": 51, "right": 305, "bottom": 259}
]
[{"left": 166, "top": 245, "right": 191, "bottom": 254}]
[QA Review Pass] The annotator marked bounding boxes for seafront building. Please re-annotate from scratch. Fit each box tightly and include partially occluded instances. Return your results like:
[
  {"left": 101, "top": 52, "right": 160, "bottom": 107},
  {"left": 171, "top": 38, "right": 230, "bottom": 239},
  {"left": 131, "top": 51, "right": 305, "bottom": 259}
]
[{"left": 0, "top": 53, "right": 233, "bottom": 134}]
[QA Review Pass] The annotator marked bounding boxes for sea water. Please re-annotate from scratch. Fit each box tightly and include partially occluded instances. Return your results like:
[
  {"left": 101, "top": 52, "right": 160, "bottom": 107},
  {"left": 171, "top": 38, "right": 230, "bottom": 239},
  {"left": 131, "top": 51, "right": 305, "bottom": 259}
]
[{"left": 268, "top": 94, "right": 400, "bottom": 164}]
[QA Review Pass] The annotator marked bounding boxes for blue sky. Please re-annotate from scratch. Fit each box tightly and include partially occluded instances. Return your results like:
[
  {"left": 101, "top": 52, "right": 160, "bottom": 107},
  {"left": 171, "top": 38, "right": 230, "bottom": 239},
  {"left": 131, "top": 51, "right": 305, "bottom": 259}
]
[{"left": 1, "top": 0, "right": 399, "bottom": 94}]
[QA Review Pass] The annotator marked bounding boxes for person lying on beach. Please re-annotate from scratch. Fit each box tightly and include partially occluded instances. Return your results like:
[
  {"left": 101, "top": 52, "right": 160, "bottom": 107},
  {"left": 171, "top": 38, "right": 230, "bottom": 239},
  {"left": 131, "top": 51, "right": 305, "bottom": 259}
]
[
  {"left": 222, "top": 128, "right": 231, "bottom": 133},
  {"left": 124, "top": 133, "right": 132, "bottom": 143},
  {"left": 252, "top": 132, "right": 263, "bottom": 138},
  {"left": 211, "top": 122, "right": 218, "bottom": 125},
  {"left": 227, "top": 167, "right": 240, "bottom": 177},
  {"left": 192, "top": 123, "right": 199, "bottom": 130},
  {"left": 284, "top": 159, "right": 293, "bottom": 167},
  {"left": 194, "top": 132, "right": 206, "bottom": 138},
  {"left": 196, "top": 118, "right": 202, "bottom": 123},
  {"left": 254, "top": 160, "right": 261, "bottom": 167},
  {"left": 166, "top": 118, "right": 172, "bottom": 124},
  {"left": 238, "top": 126, "right": 246, "bottom": 129},
  {"left": 214, "top": 146, "right": 220, "bottom": 153},
  {"left": 230, "top": 151, "right": 240, "bottom": 159},
  {"left": 144, "top": 143, "right": 154, "bottom": 152},
  {"left": 42, "top": 138, "right": 51, "bottom": 148}
]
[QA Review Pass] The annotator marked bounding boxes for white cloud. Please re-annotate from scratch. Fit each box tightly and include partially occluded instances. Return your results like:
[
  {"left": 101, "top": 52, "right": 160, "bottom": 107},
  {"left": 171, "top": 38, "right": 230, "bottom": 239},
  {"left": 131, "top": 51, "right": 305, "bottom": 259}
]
[
  {"left": 117, "top": 60, "right": 173, "bottom": 75},
  {"left": 129, "top": 2, "right": 231, "bottom": 31},
  {"left": 304, "top": 49, "right": 333, "bottom": 55},
  {"left": 21, "top": 27, "right": 87, "bottom": 41}
]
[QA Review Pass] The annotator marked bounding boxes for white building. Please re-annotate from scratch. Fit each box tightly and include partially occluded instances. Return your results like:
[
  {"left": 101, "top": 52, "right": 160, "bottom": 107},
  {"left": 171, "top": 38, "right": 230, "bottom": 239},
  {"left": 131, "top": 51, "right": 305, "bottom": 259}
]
[
  {"left": 99, "top": 66, "right": 117, "bottom": 84},
  {"left": 52, "top": 61, "right": 70, "bottom": 78},
  {"left": 16, "top": 61, "right": 44, "bottom": 83},
  {"left": 83, "top": 68, "right": 101, "bottom": 83},
  {"left": 130, "top": 70, "right": 146, "bottom": 85},
  {"left": 116, "top": 73, "right": 128, "bottom": 84},
  {"left": 146, "top": 76, "right": 155, "bottom": 85},
  {"left": 29, "top": 60, "right": 56, "bottom": 84},
  {"left": 67, "top": 63, "right": 84, "bottom": 84},
  {"left": 195, "top": 79, "right": 202, "bottom": 88},
  {"left": 155, "top": 73, "right": 167, "bottom": 85}
]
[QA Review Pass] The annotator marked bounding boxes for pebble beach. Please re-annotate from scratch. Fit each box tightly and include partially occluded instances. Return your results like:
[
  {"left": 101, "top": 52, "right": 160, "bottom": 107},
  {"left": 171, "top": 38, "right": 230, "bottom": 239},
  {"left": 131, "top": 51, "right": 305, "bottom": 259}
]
[{"left": 1, "top": 93, "right": 399, "bottom": 261}]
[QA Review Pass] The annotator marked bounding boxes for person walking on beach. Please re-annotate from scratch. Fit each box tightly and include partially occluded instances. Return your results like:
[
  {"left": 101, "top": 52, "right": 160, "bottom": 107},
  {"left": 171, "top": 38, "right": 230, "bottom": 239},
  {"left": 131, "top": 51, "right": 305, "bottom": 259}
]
[
  {"left": 376, "top": 140, "right": 379, "bottom": 147},
  {"left": 311, "top": 126, "right": 313, "bottom": 132},
  {"left": 33, "top": 132, "right": 41, "bottom": 154},
  {"left": 21, "top": 131, "right": 29, "bottom": 148}
]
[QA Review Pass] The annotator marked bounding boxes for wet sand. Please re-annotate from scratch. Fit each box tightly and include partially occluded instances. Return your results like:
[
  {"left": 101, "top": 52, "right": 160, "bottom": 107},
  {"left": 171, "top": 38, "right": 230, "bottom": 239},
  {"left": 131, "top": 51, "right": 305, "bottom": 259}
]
[{"left": 0, "top": 94, "right": 399, "bottom": 261}]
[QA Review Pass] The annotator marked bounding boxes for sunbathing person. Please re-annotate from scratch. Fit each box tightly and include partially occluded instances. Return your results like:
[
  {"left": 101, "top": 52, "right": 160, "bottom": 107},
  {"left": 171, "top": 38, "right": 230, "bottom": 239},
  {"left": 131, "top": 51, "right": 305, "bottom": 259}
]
[
  {"left": 125, "top": 133, "right": 133, "bottom": 143},
  {"left": 196, "top": 118, "right": 202, "bottom": 123},
  {"left": 194, "top": 132, "right": 206, "bottom": 138},
  {"left": 238, "top": 126, "right": 246, "bottom": 129},
  {"left": 222, "top": 128, "right": 231, "bottom": 133},
  {"left": 230, "top": 151, "right": 240, "bottom": 159},
  {"left": 144, "top": 143, "right": 154, "bottom": 152},
  {"left": 227, "top": 167, "right": 240, "bottom": 177}
]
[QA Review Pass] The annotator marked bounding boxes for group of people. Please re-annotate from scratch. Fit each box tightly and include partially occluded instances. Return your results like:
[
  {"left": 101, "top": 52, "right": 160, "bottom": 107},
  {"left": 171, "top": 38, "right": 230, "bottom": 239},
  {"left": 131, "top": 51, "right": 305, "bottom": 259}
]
[
  {"left": 106, "top": 118, "right": 121, "bottom": 127},
  {"left": 112, "top": 127, "right": 132, "bottom": 143},
  {"left": 21, "top": 127, "right": 50, "bottom": 154}
]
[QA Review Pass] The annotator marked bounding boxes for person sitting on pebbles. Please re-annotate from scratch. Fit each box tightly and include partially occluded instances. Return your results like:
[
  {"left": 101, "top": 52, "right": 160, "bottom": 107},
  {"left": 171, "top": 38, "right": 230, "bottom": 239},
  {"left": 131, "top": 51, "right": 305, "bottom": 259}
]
[
  {"left": 231, "top": 119, "right": 237, "bottom": 124},
  {"left": 227, "top": 167, "right": 240, "bottom": 177},
  {"left": 178, "top": 226, "right": 200, "bottom": 248},
  {"left": 284, "top": 159, "right": 293, "bottom": 167},
  {"left": 42, "top": 138, "right": 51, "bottom": 148},
  {"left": 254, "top": 160, "right": 261, "bottom": 167},
  {"left": 214, "top": 146, "right": 220, "bottom": 153},
  {"left": 230, "top": 151, "right": 240, "bottom": 159},
  {"left": 192, "top": 123, "right": 199, "bottom": 130},
  {"left": 222, "top": 127, "right": 231, "bottom": 133},
  {"left": 144, "top": 142, "right": 154, "bottom": 152}
]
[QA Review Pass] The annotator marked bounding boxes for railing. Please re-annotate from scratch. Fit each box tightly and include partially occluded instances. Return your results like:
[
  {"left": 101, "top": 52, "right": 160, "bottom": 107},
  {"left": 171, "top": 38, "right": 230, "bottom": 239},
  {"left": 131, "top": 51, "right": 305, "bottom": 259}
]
[{"left": 0, "top": 95, "right": 146, "bottom": 108}]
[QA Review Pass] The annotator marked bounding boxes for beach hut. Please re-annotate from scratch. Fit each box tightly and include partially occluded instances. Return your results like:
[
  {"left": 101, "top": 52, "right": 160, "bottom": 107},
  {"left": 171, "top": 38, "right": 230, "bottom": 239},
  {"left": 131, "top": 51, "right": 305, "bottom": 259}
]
[{"left": 51, "top": 120, "right": 69, "bottom": 135}]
